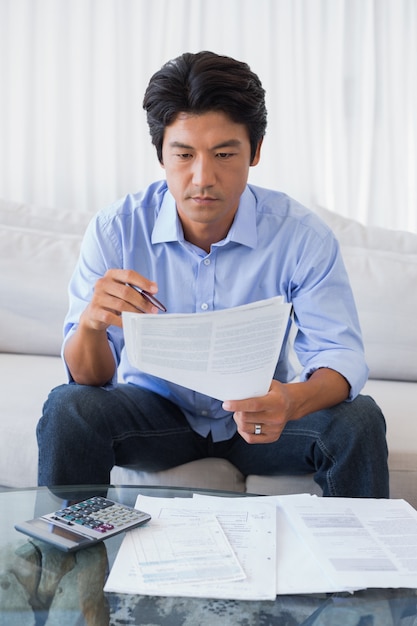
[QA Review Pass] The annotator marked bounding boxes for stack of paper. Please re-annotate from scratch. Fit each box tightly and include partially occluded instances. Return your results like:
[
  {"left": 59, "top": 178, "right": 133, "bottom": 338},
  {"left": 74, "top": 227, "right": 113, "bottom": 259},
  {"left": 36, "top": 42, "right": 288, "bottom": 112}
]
[
  {"left": 104, "top": 494, "right": 417, "bottom": 599},
  {"left": 105, "top": 494, "right": 277, "bottom": 600}
]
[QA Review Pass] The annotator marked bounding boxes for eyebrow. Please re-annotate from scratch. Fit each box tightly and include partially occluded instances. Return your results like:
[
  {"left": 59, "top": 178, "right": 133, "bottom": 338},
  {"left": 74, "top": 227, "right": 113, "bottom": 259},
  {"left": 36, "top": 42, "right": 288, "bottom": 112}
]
[{"left": 168, "top": 139, "right": 243, "bottom": 150}]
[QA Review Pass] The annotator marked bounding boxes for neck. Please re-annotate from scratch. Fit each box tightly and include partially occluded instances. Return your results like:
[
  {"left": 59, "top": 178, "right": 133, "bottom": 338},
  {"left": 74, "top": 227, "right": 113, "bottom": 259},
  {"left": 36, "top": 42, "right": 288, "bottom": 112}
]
[{"left": 182, "top": 223, "right": 230, "bottom": 254}]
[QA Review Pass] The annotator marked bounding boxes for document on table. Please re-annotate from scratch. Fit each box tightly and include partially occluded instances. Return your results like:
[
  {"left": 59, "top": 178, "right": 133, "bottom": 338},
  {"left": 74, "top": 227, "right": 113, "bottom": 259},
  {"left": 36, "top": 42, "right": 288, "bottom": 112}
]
[
  {"left": 104, "top": 494, "right": 277, "bottom": 600},
  {"left": 108, "top": 514, "right": 245, "bottom": 587},
  {"left": 273, "top": 499, "right": 340, "bottom": 594},
  {"left": 122, "top": 296, "right": 292, "bottom": 400},
  {"left": 277, "top": 494, "right": 417, "bottom": 591},
  {"left": 105, "top": 493, "right": 417, "bottom": 599}
]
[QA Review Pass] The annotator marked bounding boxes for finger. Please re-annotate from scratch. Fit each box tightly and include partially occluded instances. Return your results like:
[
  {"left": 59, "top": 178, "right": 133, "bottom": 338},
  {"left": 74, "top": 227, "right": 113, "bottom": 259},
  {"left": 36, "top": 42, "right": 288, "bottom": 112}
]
[
  {"left": 126, "top": 284, "right": 166, "bottom": 312},
  {"left": 119, "top": 283, "right": 160, "bottom": 314},
  {"left": 82, "top": 298, "right": 124, "bottom": 330},
  {"left": 120, "top": 269, "right": 158, "bottom": 295},
  {"left": 96, "top": 275, "right": 159, "bottom": 315},
  {"left": 233, "top": 411, "right": 264, "bottom": 437},
  {"left": 222, "top": 397, "right": 264, "bottom": 413}
]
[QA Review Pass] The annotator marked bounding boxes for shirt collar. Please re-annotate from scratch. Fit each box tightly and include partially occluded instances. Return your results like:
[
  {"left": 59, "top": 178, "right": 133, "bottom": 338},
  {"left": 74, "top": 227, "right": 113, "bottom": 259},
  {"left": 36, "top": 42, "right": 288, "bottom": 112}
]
[
  {"left": 151, "top": 189, "right": 181, "bottom": 244},
  {"left": 151, "top": 185, "right": 257, "bottom": 249}
]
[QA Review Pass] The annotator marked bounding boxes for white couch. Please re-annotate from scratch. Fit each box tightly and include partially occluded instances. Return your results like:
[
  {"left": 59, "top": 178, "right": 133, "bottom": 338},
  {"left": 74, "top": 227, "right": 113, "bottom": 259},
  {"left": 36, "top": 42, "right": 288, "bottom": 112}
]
[{"left": 1, "top": 199, "right": 417, "bottom": 506}]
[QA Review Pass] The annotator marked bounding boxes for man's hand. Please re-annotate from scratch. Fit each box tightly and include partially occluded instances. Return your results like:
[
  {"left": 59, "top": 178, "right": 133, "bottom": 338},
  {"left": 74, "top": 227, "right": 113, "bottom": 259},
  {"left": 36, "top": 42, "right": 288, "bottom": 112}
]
[
  {"left": 81, "top": 269, "right": 162, "bottom": 332},
  {"left": 222, "top": 380, "right": 293, "bottom": 443},
  {"left": 64, "top": 269, "right": 162, "bottom": 386},
  {"left": 222, "top": 369, "right": 350, "bottom": 444}
]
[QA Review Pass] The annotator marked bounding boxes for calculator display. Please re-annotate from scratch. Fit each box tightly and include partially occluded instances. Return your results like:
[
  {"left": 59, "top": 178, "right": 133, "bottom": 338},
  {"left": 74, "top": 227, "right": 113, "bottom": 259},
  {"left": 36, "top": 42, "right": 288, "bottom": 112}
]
[{"left": 23, "top": 518, "right": 92, "bottom": 546}]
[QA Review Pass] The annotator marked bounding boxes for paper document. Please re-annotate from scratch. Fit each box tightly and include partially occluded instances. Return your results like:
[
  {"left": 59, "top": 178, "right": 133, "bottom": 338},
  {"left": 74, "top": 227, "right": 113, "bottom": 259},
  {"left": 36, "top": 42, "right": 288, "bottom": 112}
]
[
  {"left": 111, "top": 514, "right": 245, "bottom": 587},
  {"left": 104, "top": 494, "right": 277, "bottom": 600},
  {"left": 273, "top": 499, "right": 340, "bottom": 594},
  {"left": 122, "top": 296, "right": 292, "bottom": 400},
  {"left": 280, "top": 494, "right": 417, "bottom": 591},
  {"left": 105, "top": 493, "right": 417, "bottom": 600}
]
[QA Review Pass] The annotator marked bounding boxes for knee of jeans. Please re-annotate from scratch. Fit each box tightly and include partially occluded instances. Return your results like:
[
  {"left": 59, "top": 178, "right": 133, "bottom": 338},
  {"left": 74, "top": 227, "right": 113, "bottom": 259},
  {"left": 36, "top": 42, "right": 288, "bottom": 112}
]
[
  {"left": 40, "top": 383, "right": 92, "bottom": 429},
  {"left": 38, "top": 384, "right": 70, "bottom": 430},
  {"left": 44, "top": 383, "right": 79, "bottom": 411},
  {"left": 355, "top": 394, "right": 387, "bottom": 433},
  {"left": 334, "top": 395, "right": 388, "bottom": 454},
  {"left": 321, "top": 394, "right": 386, "bottom": 442}
]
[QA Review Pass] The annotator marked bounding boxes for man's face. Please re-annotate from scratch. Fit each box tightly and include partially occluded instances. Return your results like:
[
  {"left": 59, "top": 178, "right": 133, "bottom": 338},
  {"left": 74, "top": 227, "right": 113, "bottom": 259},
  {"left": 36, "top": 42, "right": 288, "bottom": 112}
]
[{"left": 161, "top": 111, "right": 261, "bottom": 243}]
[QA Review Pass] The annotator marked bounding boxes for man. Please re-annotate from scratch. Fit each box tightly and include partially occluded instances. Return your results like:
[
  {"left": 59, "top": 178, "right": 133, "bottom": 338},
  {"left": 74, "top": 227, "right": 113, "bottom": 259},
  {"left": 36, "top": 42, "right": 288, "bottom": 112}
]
[{"left": 37, "top": 51, "right": 389, "bottom": 497}]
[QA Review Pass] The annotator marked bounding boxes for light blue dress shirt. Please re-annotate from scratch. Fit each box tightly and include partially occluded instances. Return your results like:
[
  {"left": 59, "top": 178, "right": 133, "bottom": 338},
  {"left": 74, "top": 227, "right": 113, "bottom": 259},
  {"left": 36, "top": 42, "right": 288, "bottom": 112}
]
[{"left": 64, "top": 181, "right": 368, "bottom": 442}]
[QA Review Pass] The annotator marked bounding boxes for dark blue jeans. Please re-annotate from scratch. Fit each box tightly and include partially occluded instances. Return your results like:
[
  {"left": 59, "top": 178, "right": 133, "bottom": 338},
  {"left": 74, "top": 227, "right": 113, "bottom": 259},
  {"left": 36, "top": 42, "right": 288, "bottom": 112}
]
[{"left": 36, "top": 382, "right": 389, "bottom": 497}]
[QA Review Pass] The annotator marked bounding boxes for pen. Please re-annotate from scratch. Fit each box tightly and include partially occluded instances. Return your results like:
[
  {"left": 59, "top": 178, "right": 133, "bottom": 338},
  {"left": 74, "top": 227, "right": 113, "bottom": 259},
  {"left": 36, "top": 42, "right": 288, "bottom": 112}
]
[{"left": 128, "top": 284, "right": 167, "bottom": 313}]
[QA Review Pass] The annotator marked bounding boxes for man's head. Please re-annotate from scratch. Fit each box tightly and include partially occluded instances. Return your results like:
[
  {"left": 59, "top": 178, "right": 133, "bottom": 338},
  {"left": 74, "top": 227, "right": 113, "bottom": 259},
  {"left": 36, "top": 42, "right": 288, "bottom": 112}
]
[{"left": 143, "top": 51, "right": 267, "bottom": 164}]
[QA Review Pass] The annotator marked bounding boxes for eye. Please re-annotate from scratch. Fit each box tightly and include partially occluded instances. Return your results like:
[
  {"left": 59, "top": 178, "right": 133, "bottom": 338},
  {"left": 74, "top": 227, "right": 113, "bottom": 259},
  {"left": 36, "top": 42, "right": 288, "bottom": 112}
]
[
  {"left": 175, "top": 153, "right": 192, "bottom": 160},
  {"left": 216, "top": 152, "right": 235, "bottom": 159}
]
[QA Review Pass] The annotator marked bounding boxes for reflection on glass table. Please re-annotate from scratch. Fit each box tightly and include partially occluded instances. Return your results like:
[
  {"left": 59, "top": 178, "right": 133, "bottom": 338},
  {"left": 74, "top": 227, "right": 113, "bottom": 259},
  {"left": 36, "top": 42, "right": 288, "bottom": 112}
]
[{"left": 0, "top": 485, "right": 416, "bottom": 625}]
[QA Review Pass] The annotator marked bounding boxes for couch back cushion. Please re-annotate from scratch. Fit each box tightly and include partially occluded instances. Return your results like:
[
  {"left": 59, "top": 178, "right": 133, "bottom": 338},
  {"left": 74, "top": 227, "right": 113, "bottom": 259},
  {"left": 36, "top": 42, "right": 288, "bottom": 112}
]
[
  {"left": 314, "top": 206, "right": 417, "bottom": 382},
  {"left": 0, "top": 199, "right": 87, "bottom": 356}
]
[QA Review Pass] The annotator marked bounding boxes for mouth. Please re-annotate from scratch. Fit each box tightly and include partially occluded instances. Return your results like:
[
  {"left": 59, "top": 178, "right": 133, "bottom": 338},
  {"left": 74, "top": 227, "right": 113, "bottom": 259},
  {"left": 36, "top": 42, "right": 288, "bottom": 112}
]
[{"left": 190, "top": 196, "right": 218, "bottom": 204}]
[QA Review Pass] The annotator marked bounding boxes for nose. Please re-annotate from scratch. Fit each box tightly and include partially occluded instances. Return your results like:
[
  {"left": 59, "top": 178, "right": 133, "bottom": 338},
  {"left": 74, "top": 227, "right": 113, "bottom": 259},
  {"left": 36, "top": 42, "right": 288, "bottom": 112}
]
[{"left": 191, "top": 154, "right": 216, "bottom": 188}]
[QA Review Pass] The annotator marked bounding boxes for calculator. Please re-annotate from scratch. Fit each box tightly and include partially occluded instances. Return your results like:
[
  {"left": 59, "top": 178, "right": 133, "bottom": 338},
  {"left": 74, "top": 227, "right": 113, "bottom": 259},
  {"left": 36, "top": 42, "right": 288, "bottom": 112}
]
[{"left": 15, "top": 496, "right": 151, "bottom": 552}]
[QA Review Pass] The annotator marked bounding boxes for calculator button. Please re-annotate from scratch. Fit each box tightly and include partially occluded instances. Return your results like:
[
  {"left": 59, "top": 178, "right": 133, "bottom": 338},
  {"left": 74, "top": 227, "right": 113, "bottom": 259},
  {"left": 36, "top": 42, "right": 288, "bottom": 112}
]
[
  {"left": 96, "top": 525, "right": 112, "bottom": 533},
  {"left": 47, "top": 496, "right": 150, "bottom": 539}
]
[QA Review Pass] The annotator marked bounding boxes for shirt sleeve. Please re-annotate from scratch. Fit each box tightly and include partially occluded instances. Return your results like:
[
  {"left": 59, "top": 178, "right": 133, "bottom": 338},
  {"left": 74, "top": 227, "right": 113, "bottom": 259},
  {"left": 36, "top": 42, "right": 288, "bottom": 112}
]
[
  {"left": 62, "top": 212, "right": 124, "bottom": 386},
  {"left": 289, "top": 225, "right": 368, "bottom": 401}
]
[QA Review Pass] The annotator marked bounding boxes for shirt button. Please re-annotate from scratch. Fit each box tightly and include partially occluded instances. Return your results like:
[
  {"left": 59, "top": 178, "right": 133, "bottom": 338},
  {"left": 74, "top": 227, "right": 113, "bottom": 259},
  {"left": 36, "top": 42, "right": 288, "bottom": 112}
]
[
  {"left": 203, "top": 258, "right": 211, "bottom": 266},
  {"left": 201, "top": 303, "right": 209, "bottom": 310},
  {"left": 201, "top": 410, "right": 208, "bottom": 416}
]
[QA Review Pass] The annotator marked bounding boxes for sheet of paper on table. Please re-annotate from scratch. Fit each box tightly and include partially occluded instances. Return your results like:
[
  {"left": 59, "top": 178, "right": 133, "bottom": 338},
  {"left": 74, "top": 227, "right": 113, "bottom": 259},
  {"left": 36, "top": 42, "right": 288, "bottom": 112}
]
[
  {"left": 122, "top": 296, "right": 292, "bottom": 401},
  {"left": 105, "top": 494, "right": 278, "bottom": 600},
  {"left": 110, "top": 513, "right": 245, "bottom": 587},
  {"left": 105, "top": 493, "right": 417, "bottom": 599},
  {"left": 271, "top": 493, "right": 417, "bottom": 592}
]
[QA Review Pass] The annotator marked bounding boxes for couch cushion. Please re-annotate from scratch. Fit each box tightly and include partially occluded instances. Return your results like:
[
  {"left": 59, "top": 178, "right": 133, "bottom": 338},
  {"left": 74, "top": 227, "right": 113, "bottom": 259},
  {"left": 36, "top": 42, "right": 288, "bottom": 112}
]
[
  {"left": 246, "top": 474, "right": 321, "bottom": 497},
  {"left": 362, "top": 379, "right": 417, "bottom": 471},
  {"left": 0, "top": 199, "right": 87, "bottom": 356},
  {"left": 314, "top": 206, "right": 417, "bottom": 382},
  {"left": 111, "top": 458, "right": 246, "bottom": 493},
  {"left": 0, "top": 353, "right": 66, "bottom": 488}
]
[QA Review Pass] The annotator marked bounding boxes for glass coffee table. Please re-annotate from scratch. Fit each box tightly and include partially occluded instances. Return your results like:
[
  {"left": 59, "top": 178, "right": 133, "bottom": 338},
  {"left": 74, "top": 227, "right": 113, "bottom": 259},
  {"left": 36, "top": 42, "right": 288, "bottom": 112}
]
[{"left": 1, "top": 485, "right": 416, "bottom": 625}]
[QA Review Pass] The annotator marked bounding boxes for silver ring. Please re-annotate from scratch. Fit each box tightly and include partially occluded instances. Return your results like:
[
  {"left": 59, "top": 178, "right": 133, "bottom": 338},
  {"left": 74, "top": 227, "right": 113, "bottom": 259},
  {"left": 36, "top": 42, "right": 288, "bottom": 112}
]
[{"left": 254, "top": 424, "right": 262, "bottom": 435}]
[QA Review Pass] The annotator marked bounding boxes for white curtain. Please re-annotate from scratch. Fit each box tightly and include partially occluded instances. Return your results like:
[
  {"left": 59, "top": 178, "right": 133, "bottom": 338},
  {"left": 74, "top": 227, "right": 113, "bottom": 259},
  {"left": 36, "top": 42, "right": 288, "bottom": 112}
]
[{"left": 0, "top": 0, "right": 416, "bottom": 231}]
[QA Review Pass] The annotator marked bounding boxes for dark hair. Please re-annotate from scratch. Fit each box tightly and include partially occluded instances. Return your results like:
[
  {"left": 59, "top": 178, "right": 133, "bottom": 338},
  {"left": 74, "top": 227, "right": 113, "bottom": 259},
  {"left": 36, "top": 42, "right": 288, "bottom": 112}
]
[{"left": 143, "top": 51, "right": 267, "bottom": 163}]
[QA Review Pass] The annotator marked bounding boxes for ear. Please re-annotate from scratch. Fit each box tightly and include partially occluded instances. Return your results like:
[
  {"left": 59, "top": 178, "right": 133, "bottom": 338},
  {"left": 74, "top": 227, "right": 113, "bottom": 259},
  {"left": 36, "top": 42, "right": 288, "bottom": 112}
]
[{"left": 250, "top": 137, "right": 263, "bottom": 167}]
